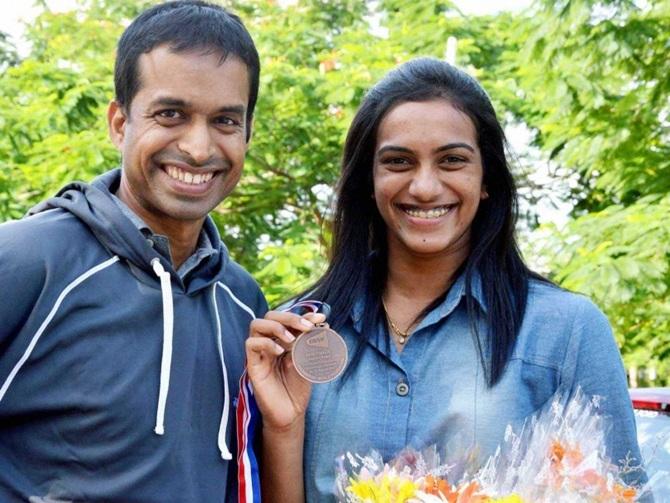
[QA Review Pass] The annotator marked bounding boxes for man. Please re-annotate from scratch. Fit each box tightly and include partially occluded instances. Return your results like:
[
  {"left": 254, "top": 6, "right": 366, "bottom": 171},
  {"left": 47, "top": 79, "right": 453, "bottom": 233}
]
[{"left": 0, "top": 2, "right": 265, "bottom": 501}]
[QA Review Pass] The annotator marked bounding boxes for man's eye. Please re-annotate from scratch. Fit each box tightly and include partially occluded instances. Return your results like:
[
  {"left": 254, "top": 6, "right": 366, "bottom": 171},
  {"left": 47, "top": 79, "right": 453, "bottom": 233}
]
[
  {"left": 215, "top": 116, "right": 240, "bottom": 126},
  {"left": 156, "top": 109, "right": 182, "bottom": 120}
]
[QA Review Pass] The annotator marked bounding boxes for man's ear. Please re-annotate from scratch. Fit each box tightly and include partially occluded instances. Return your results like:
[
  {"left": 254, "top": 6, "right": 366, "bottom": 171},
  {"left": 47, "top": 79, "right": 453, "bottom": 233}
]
[{"left": 107, "top": 100, "right": 127, "bottom": 149}]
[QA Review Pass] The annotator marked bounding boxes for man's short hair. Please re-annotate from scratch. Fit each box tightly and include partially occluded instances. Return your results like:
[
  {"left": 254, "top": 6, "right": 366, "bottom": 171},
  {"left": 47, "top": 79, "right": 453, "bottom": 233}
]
[{"left": 114, "top": 0, "right": 260, "bottom": 138}]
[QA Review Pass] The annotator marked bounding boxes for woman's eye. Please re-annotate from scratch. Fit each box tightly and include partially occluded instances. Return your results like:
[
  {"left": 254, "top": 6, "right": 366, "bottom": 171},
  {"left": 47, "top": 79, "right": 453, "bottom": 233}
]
[
  {"left": 439, "top": 155, "right": 467, "bottom": 168},
  {"left": 381, "top": 157, "right": 409, "bottom": 166}
]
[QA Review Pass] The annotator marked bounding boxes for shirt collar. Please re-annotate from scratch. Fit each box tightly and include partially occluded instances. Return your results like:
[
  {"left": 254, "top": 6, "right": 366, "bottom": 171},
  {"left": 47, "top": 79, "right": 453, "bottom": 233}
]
[
  {"left": 112, "top": 193, "right": 152, "bottom": 234},
  {"left": 420, "top": 269, "right": 487, "bottom": 330},
  {"left": 350, "top": 267, "right": 488, "bottom": 329},
  {"left": 110, "top": 193, "right": 217, "bottom": 277}
]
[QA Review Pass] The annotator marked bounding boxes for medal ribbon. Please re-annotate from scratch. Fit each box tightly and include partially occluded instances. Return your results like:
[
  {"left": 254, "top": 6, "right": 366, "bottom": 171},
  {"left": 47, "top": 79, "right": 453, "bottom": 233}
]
[
  {"left": 236, "top": 300, "right": 330, "bottom": 502},
  {"left": 237, "top": 370, "right": 261, "bottom": 503},
  {"left": 287, "top": 299, "right": 331, "bottom": 317}
]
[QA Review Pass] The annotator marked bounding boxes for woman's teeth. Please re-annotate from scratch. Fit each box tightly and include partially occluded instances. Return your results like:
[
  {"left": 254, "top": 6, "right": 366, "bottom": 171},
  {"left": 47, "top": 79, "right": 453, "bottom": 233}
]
[
  {"left": 403, "top": 206, "right": 452, "bottom": 219},
  {"left": 165, "top": 166, "right": 214, "bottom": 185}
]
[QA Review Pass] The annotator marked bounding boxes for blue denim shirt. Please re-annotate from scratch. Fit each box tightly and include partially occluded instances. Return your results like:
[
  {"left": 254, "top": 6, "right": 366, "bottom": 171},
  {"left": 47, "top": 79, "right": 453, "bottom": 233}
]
[{"left": 303, "top": 274, "right": 643, "bottom": 501}]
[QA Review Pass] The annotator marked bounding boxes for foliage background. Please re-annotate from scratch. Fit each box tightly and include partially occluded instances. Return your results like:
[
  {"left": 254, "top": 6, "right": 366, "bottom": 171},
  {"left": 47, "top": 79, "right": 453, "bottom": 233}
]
[{"left": 1, "top": 0, "right": 668, "bottom": 383}]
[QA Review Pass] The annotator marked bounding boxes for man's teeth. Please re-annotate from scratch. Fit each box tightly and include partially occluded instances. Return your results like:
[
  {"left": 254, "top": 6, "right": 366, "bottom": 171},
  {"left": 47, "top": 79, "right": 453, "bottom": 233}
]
[
  {"left": 165, "top": 166, "right": 214, "bottom": 185},
  {"left": 404, "top": 206, "right": 452, "bottom": 219}
]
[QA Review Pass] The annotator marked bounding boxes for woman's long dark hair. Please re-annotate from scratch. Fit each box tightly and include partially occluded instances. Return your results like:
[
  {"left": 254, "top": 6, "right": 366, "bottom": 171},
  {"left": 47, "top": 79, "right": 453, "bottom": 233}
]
[{"left": 305, "top": 57, "right": 544, "bottom": 387}]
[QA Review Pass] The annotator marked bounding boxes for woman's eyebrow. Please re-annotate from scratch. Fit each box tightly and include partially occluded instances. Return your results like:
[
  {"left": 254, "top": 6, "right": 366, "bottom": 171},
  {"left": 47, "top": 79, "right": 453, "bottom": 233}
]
[
  {"left": 434, "top": 142, "right": 475, "bottom": 153},
  {"left": 377, "top": 143, "right": 476, "bottom": 156}
]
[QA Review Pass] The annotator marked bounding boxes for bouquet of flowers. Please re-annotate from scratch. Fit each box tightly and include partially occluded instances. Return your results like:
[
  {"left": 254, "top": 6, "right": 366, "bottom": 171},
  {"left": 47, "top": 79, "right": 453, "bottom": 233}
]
[{"left": 335, "top": 390, "right": 649, "bottom": 502}]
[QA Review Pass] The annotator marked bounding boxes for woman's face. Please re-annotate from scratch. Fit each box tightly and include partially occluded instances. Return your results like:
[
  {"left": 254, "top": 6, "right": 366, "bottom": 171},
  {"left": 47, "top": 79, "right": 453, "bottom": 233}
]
[{"left": 373, "top": 99, "right": 487, "bottom": 261}]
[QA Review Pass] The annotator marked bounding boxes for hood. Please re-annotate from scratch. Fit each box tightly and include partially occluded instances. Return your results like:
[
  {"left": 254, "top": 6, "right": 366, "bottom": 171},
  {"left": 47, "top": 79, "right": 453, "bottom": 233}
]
[{"left": 27, "top": 169, "right": 229, "bottom": 291}]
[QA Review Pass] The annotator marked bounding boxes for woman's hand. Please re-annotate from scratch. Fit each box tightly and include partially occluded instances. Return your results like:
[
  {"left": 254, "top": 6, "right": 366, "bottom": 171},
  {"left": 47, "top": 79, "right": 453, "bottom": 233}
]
[
  {"left": 245, "top": 310, "right": 324, "bottom": 433},
  {"left": 248, "top": 311, "right": 324, "bottom": 503}
]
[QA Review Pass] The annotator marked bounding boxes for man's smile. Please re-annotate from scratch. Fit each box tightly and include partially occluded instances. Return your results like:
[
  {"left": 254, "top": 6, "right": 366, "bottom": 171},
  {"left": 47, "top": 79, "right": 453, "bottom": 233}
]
[{"left": 164, "top": 165, "right": 216, "bottom": 185}]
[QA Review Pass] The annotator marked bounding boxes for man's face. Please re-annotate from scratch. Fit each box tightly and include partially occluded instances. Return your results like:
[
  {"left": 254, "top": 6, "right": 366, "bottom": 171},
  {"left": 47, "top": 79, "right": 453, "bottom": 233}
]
[{"left": 108, "top": 44, "right": 250, "bottom": 228}]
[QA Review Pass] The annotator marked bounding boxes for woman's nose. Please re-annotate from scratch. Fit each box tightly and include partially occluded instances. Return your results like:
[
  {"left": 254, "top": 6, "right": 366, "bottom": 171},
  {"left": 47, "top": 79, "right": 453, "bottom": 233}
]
[{"left": 408, "top": 165, "right": 441, "bottom": 201}]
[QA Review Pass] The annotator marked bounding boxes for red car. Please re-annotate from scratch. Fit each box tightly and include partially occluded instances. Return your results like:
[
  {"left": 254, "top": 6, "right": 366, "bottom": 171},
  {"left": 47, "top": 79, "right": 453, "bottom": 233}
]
[{"left": 630, "top": 387, "right": 670, "bottom": 498}]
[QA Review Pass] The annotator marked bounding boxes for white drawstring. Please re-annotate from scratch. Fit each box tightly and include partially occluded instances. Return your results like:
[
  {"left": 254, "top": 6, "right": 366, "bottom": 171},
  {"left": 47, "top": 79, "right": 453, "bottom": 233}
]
[
  {"left": 151, "top": 258, "right": 174, "bottom": 436},
  {"left": 211, "top": 284, "right": 233, "bottom": 460},
  {"left": 148, "top": 261, "right": 233, "bottom": 459}
]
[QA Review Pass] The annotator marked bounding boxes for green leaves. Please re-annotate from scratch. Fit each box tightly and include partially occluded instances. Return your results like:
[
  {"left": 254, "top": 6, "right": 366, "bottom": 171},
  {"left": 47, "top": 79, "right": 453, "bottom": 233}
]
[
  {"left": 509, "top": 0, "right": 670, "bottom": 204},
  {"left": 218, "top": 0, "right": 387, "bottom": 279},
  {"left": 0, "top": 1, "right": 133, "bottom": 216},
  {"left": 509, "top": 0, "right": 670, "bottom": 378},
  {"left": 0, "top": 31, "right": 19, "bottom": 72}
]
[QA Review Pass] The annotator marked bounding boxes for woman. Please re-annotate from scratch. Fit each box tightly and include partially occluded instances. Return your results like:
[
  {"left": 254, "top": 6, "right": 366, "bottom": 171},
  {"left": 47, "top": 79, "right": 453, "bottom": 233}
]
[{"left": 245, "top": 57, "right": 643, "bottom": 502}]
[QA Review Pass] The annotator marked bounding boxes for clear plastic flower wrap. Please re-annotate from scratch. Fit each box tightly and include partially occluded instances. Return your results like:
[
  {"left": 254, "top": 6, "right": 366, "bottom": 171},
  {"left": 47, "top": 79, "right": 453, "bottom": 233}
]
[{"left": 335, "top": 389, "right": 655, "bottom": 502}]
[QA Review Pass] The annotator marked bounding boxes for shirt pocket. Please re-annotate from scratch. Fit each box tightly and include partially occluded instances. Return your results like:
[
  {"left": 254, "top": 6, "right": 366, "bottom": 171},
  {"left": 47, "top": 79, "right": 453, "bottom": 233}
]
[{"left": 506, "top": 357, "right": 560, "bottom": 419}]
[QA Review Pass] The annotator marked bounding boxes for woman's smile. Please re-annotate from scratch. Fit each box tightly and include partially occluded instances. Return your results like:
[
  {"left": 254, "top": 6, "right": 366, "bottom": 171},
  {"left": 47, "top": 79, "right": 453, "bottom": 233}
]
[{"left": 398, "top": 203, "right": 456, "bottom": 219}]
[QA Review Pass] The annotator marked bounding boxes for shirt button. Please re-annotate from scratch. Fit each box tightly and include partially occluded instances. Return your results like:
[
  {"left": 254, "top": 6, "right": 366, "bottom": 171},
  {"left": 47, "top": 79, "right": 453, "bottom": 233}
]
[
  {"left": 396, "top": 382, "right": 409, "bottom": 397},
  {"left": 146, "top": 238, "right": 154, "bottom": 248}
]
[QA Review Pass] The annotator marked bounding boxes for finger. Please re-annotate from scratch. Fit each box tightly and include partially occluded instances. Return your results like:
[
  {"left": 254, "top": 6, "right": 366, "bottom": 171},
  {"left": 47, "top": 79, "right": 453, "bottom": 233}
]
[
  {"left": 263, "top": 310, "right": 317, "bottom": 334},
  {"left": 249, "top": 318, "right": 297, "bottom": 344},
  {"left": 303, "top": 312, "right": 326, "bottom": 325},
  {"left": 245, "top": 337, "right": 285, "bottom": 366}
]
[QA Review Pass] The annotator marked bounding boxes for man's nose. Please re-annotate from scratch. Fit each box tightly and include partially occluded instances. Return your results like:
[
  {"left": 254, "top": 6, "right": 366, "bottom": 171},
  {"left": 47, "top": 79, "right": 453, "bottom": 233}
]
[{"left": 177, "top": 119, "right": 216, "bottom": 165}]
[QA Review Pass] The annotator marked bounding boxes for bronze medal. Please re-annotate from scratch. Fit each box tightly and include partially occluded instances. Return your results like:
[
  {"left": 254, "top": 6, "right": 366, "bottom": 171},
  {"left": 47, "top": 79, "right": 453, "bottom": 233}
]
[{"left": 291, "top": 325, "right": 348, "bottom": 384}]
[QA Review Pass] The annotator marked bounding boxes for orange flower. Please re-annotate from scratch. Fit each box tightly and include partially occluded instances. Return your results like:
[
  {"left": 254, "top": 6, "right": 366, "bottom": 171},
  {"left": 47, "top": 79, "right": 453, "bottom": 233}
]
[
  {"left": 424, "top": 475, "right": 452, "bottom": 498},
  {"left": 613, "top": 484, "right": 637, "bottom": 502},
  {"left": 549, "top": 441, "right": 565, "bottom": 466},
  {"left": 420, "top": 478, "right": 491, "bottom": 503}
]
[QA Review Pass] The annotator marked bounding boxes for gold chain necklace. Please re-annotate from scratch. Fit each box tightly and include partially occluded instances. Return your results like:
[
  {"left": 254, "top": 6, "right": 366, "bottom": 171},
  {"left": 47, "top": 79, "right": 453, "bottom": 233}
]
[{"left": 382, "top": 300, "right": 412, "bottom": 345}]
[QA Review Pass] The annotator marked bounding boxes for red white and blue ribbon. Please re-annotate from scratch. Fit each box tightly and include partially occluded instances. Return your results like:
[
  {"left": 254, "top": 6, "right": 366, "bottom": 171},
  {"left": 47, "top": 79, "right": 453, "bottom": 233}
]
[
  {"left": 236, "top": 300, "right": 330, "bottom": 502},
  {"left": 237, "top": 370, "right": 261, "bottom": 503},
  {"left": 288, "top": 300, "right": 331, "bottom": 317}
]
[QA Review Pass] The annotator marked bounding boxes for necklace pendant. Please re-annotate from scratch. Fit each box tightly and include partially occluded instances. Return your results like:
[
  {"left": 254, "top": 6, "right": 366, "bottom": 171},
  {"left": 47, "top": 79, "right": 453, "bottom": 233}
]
[{"left": 398, "top": 335, "right": 406, "bottom": 344}]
